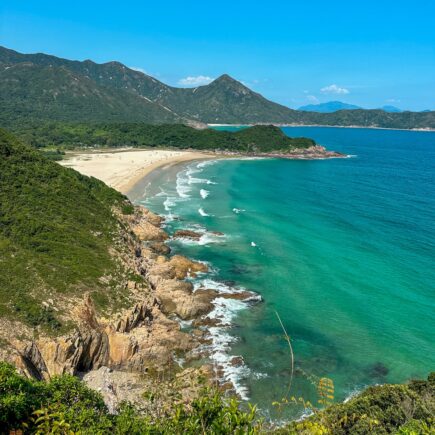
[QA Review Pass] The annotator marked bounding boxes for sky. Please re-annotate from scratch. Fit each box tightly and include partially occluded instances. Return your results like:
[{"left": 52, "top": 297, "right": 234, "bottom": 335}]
[{"left": 1, "top": 0, "right": 434, "bottom": 111}]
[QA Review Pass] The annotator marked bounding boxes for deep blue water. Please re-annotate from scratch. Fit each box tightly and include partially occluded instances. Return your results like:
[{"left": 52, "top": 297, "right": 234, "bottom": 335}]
[{"left": 137, "top": 127, "right": 435, "bottom": 419}]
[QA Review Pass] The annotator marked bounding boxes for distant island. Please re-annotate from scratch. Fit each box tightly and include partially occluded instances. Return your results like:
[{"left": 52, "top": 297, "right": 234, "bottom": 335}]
[
  {"left": 1, "top": 46, "right": 434, "bottom": 130},
  {"left": 298, "top": 101, "right": 405, "bottom": 113},
  {"left": 298, "top": 101, "right": 362, "bottom": 113}
]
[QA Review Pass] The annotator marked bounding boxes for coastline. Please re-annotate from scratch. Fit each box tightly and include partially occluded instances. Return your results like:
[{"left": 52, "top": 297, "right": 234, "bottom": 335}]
[
  {"left": 60, "top": 148, "right": 217, "bottom": 195},
  {"left": 208, "top": 123, "right": 435, "bottom": 132},
  {"left": 60, "top": 148, "right": 262, "bottom": 399},
  {"left": 59, "top": 140, "right": 346, "bottom": 195}
]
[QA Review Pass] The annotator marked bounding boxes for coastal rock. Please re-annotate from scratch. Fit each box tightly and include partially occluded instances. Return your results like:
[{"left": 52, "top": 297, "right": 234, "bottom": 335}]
[
  {"left": 168, "top": 255, "right": 208, "bottom": 279},
  {"left": 173, "top": 229, "right": 202, "bottom": 240},
  {"left": 147, "top": 255, "right": 208, "bottom": 282},
  {"left": 83, "top": 364, "right": 212, "bottom": 414},
  {"left": 154, "top": 279, "right": 215, "bottom": 320},
  {"left": 132, "top": 219, "right": 168, "bottom": 242},
  {"left": 140, "top": 207, "right": 164, "bottom": 227},
  {"left": 12, "top": 294, "right": 196, "bottom": 379},
  {"left": 148, "top": 241, "right": 171, "bottom": 255}
]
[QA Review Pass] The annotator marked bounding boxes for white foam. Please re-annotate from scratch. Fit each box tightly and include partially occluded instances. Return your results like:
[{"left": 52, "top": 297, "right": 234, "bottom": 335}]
[
  {"left": 251, "top": 241, "right": 257, "bottom": 247},
  {"left": 232, "top": 208, "right": 245, "bottom": 214},
  {"left": 189, "top": 277, "right": 262, "bottom": 399},
  {"left": 176, "top": 232, "right": 226, "bottom": 246},
  {"left": 155, "top": 189, "right": 168, "bottom": 197},
  {"left": 197, "top": 160, "right": 218, "bottom": 169},
  {"left": 198, "top": 207, "right": 210, "bottom": 217},
  {"left": 176, "top": 173, "right": 191, "bottom": 198},
  {"left": 163, "top": 197, "right": 176, "bottom": 211},
  {"left": 200, "top": 189, "right": 210, "bottom": 199}
]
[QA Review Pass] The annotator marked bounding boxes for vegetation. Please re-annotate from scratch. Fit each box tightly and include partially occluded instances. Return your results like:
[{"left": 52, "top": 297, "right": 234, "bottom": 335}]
[
  {"left": 0, "top": 128, "right": 133, "bottom": 331},
  {"left": 0, "top": 362, "right": 433, "bottom": 434},
  {"left": 0, "top": 362, "right": 259, "bottom": 434},
  {"left": 7, "top": 122, "right": 316, "bottom": 154},
  {"left": 1, "top": 45, "right": 434, "bottom": 129}
]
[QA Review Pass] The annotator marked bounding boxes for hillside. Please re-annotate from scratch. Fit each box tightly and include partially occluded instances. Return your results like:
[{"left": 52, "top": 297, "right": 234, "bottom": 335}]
[
  {"left": 0, "top": 128, "right": 135, "bottom": 333},
  {"left": 1, "top": 46, "right": 434, "bottom": 129},
  {"left": 9, "top": 122, "right": 318, "bottom": 153},
  {"left": 0, "top": 48, "right": 184, "bottom": 124}
]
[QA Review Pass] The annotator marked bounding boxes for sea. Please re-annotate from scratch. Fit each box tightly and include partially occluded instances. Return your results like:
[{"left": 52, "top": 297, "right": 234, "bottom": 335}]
[{"left": 134, "top": 126, "right": 435, "bottom": 420}]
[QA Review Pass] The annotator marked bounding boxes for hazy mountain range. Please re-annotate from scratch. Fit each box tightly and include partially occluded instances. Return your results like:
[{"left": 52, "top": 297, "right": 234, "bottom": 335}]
[
  {"left": 298, "top": 101, "right": 405, "bottom": 113},
  {"left": 0, "top": 46, "right": 434, "bottom": 129}
]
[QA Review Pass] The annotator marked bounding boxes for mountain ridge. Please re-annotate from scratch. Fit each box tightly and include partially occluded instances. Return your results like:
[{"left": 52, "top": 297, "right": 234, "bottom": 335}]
[{"left": 1, "top": 46, "right": 434, "bottom": 129}]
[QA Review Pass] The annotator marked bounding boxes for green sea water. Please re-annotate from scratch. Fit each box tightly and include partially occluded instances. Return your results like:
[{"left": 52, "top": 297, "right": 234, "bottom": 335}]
[{"left": 136, "top": 127, "right": 435, "bottom": 419}]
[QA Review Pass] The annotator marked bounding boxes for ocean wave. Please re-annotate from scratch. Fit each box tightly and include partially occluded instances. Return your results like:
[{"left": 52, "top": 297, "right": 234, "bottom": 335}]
[
  {"left": 155, "top": 189, "right": 168, "bottom": 197},
  {"left": 163, "top": 196, "right": 177, "bottom": 211},
  {"left": 186, "top": 275, "right": 262, "bottom": 399},
  {"left": 197, "top": 160, "right": 218, "bottom": 169},
  {"left": 200, "top": 189, "right": 210, "bottom": 199},
  {"left": 176, "top": 173, "right": 191, "bottom": 198},
  {"left": 232, "top": 208, "right": 245, "bottom": 214},
  {"left": 198, "top": 207, "right": 211, "bottom": 217},
  {"left": 176, "top": 232, "right": 226, "bottom": 247}
]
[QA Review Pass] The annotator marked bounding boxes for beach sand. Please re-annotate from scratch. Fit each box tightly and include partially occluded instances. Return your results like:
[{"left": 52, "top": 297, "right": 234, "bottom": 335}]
[{"left": 60, "top": 149, "right": 215, "bottom": 194}]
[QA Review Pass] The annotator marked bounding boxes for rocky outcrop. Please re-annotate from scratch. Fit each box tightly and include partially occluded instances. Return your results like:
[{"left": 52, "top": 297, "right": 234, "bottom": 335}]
[
  {"left": 13, "top": 294, "right": 195, "bottom": 380},
  {"left": 4, "top": 204, "right": 229, "bottom": 411},
  {"left": 173, "top": 229, "right": 202, "bottom": 240},
  {"left": 83, "top": 364, "right": 213, "bottom": 414},
  {"left": 148, "top": 241, "right": 171, "bottom": 255}
]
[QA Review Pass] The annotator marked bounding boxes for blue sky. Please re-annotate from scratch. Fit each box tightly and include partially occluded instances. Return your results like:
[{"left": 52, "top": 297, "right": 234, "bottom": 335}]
[{"left": 1, "top": 0, "right": 434, "bottom": 111}]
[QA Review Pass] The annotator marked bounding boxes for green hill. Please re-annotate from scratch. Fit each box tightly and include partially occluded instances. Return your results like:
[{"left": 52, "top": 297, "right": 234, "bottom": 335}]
[
  {"left": 0, "top": 128, "right": 135, "bottom": 332},
  {"left": 1, "top": 46, "right": 434, "bottom": 129},
  {"left": 10, "top": 122, "right": 316, "bottom": 153}
]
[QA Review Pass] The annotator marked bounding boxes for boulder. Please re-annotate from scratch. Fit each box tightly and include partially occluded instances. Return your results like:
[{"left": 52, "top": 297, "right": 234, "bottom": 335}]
[{"left": 173, "top": 229, "right": 202, "bottom": 240}]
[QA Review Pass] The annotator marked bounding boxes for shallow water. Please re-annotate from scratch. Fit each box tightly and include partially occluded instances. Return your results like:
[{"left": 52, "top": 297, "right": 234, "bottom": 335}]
[{"left": 136, "top": 127, "right": 435, "bottom": 419}]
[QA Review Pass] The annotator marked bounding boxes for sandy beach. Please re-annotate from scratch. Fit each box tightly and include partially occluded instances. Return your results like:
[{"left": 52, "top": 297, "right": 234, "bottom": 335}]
[{"left": 60, "top": 149, "right": 215, "bottom": 194}]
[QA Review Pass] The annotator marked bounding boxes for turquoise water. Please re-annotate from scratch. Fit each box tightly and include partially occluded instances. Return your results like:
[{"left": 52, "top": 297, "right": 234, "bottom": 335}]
[{"left": 137, "top": 127, "right": 435, "bottom": 419}]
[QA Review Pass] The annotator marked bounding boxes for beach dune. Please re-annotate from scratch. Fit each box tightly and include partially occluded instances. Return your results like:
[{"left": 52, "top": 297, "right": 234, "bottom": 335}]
[{"left": 60, "top": 149, "right": 214, "bottom": 194}]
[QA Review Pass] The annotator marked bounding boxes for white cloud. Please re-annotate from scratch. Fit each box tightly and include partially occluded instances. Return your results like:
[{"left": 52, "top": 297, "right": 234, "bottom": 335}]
[
  {"left": 386, "top": 98, "right": 401, "bottom": 103},
  {"left": 178, "top": 75, "right": 214, "bottom": 86},
  {"left": 320, "top": 84, "right": 349, "bottom": 95}
]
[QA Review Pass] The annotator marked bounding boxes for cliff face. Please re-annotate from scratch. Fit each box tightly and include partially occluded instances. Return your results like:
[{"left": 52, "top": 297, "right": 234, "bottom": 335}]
[
  {"left": 4, "top": 206, "right": 214, "bottom": 385},
  {"left": 0, "top": 131, "right": 258, "bottom": 411}
]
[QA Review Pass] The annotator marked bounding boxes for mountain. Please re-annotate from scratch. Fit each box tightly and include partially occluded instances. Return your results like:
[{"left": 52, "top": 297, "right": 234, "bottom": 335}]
[
  {"left": 0, "top": 46, "right": 297, "bottom": 125},
  {"left": 0, "top": 47, "right": 186, "bottom": 124},
  {"left": 1, "top": 46, "right": 434, "bottom": 129},
  {"left": 298, "top": 101, "right": 362, "bottom": 112},
  {"left": 379, "top": 105, "right": 403, "bottom": 113}
]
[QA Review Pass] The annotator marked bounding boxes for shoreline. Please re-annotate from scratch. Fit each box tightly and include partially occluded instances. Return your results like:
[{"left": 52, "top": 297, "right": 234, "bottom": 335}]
[
  {"left": 61, "top": 149, "right": 262, "bottom": 398},
  {"left": 60, "top": 146, "right": 344, "bottom": 199},
  {"left": 208, "top": 123, "right": 435, "bottom": 132},
  {"left": 60, "top": 148, "right": 217, "bottom": 195}
]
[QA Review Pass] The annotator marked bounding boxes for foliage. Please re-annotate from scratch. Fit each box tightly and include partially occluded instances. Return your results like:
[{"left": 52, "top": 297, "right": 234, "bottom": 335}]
[
  {"left": 0, "top": 128, "right": 132, "bottom": 329},
  {"left": 39, "top": 149, "right": 65, "bottom": 161},
  {"left": 281, "top": 373, "right": 435, "bottom": 434},
  {"left": 0, "top": 363, "right": 260, "bottom": 434},
  {"left": 5, "top": 121, "right": 315, "bottom": 154},
  {"left": 0, "top": 362, "right": 434, "bottom": 434}
]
